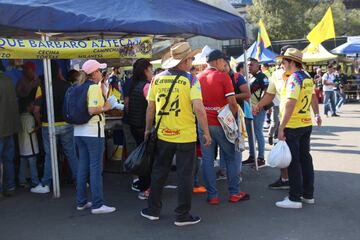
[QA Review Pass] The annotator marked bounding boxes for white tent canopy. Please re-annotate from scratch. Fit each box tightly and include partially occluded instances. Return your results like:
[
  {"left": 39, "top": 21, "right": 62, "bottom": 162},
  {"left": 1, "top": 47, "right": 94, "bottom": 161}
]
[{"left": 193, "top": 45, "right": 213, "bottom": 65}]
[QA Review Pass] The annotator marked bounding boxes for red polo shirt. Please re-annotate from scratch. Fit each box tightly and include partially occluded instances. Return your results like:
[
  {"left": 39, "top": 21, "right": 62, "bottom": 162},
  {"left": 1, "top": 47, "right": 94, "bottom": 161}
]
[{"left": 197, "top": 68, "right": 235, "bottom": 126}]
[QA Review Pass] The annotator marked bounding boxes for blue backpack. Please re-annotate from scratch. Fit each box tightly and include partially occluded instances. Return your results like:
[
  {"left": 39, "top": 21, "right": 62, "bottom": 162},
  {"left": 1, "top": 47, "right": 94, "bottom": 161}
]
[{"left": 63, "top": 80, "right": 95, "bottom": 124}]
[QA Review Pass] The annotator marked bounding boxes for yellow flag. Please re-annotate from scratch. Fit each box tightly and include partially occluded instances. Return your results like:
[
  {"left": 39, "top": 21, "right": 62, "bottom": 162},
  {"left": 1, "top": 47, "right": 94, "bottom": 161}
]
[
  {"left": 258, "top": 19, "right": 271, "bottom": 48},
  {"left": 307, "top": 7, "right": 335, "bottom": 45}
]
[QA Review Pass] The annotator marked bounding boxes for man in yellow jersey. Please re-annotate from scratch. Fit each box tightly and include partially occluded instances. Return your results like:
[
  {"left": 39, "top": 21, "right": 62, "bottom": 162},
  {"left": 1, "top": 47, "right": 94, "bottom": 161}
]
[
  {"left": 253, "top": 46, "right": 321, "bottom": 192},
  {"left": 275, "top": 48, "right": 318, "bottom": 208},
  {"left": 141, "top": 42, "right": 211, "bottom": 226}
]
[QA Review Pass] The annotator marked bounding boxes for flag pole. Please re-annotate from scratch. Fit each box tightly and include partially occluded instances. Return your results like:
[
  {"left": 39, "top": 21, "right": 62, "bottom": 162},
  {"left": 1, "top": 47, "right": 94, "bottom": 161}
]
[{"left": 242, "top": 39, "right": 258, "bottom": 171}]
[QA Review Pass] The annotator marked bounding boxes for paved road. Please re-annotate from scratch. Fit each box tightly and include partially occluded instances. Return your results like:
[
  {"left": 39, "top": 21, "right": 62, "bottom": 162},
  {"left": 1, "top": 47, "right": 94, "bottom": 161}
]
[{"left": 1, "top": 104, "right": 359, "bottom": 240}]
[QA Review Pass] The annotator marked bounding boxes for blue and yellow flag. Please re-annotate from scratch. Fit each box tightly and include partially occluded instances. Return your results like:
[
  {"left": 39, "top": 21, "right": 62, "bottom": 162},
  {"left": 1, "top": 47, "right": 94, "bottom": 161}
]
[{"left": 255, "top": 19, "right": 271, "bottom": 61}]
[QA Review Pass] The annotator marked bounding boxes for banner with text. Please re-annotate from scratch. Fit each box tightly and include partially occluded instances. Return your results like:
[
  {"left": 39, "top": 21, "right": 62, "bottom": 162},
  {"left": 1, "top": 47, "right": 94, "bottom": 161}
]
[{"left": 0, "top": 37, "right": 153, "bottom": 59}]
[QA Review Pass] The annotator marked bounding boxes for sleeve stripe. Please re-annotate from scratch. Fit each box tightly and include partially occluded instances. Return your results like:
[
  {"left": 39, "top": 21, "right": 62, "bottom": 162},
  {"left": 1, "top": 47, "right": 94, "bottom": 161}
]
[{"left": 225, "top": 92, "right": 235, "bottom": 97}]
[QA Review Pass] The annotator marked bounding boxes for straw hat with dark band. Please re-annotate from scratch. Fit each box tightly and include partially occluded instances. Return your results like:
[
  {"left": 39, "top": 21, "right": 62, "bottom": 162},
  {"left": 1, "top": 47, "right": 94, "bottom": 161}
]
[
  {"left": 276, "top": 48, "right": 303, "bottom": 64},
  {"left": 161, "top": 42, "right": 201, "bottom": 69}
]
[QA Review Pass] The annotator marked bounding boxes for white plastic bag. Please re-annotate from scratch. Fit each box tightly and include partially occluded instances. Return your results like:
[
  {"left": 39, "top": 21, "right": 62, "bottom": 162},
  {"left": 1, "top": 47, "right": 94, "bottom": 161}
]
[{"left": 267, "top": 140, "right": 292, "bottom": 168}]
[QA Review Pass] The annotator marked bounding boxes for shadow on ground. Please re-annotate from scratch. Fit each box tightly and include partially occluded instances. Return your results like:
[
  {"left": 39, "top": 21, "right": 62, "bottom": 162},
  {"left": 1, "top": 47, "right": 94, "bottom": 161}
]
[{"left": 1, "top": 168, "right": 359, "bottom": 240}]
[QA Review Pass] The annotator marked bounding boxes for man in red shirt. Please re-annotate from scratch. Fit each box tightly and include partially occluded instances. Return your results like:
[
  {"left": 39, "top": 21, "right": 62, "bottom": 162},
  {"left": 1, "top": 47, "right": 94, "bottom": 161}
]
[{"left": 197, "top": 50, "right": 249, "bottom": 205}]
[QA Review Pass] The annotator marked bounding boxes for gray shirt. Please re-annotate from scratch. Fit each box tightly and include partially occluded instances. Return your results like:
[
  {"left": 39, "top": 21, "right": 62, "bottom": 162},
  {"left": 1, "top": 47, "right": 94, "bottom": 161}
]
[{"left": 0, "top": 72, "right": 20, "bottom": 137}]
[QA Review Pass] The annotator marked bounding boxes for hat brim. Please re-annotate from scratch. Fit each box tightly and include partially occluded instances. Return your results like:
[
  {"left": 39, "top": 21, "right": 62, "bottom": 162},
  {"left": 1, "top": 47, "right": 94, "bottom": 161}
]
[
  {"left": 161, "top": 48, "right": 201, "bottom": 69},
  {"left": 99, "top": 63, "right": 107, "bottom": 69},
  {"left": 276, "top": 55, "right": 303, "bottom": 64}
]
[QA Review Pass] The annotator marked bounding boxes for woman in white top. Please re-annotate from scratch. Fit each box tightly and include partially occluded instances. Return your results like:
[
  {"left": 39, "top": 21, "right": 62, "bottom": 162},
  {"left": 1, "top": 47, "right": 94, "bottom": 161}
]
[{"left": 74, "top": 60, "right": 122, "bottom": 214}]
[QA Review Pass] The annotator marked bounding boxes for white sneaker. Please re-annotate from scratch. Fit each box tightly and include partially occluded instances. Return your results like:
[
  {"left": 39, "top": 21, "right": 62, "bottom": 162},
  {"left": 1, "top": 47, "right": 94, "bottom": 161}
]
[
  {"left": 91, "top": 205, "right": 116, "bottom": 214},
  {"left": 301, "top": 197, "right": 315, "bottom": 204},
  {"left": 77, "top": 202, "right": 92, "bottom": 210},
  {"left": 30, "top": 184, "right": 50, "bottom": 194},
  {"left": 275, "top": 197, "right": 302, "bottom": 209}
]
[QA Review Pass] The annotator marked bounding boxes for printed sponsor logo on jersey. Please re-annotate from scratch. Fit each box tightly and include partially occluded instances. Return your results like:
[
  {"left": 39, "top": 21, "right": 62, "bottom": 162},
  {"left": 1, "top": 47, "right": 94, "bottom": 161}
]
[
  {"left": 301, "top": 118, "right": 312, "bottom": 123},
  {"left": 162, "top": 128, "right": 180, "bottom": 136}
]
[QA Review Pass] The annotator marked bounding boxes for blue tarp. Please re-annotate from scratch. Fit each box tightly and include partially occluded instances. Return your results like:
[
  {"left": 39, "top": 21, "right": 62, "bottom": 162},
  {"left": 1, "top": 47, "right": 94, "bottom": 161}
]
[
  {"left": 0, "top": 0, "right": 246, "bottom": 40},
  {"left": 236, "top": 41, "right": 278, "bottom": 63},
  {"left": 331, "top": 41, "right": 360, "bottom": 54}
]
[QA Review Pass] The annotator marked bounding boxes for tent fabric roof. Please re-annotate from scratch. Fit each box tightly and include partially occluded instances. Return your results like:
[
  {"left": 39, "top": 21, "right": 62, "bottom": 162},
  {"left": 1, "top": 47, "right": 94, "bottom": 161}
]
[
  {"left": 331, "top": 40, "right": 360, "bottom": 55},
  {"left": 0, "top": 0, "right": 246, "bottom": 40},
  {"left": 236, "top": 41, "right": 278, "bottom": 63},
  {"left": 302, "top": 43, "right": 337, "bottom": 63}
]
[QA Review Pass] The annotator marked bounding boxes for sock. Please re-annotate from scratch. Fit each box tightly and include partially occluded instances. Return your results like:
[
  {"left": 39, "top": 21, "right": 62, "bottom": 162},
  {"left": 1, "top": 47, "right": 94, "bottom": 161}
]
[{"left": 281, "top": 178, "right": 289, "bottom": 182}]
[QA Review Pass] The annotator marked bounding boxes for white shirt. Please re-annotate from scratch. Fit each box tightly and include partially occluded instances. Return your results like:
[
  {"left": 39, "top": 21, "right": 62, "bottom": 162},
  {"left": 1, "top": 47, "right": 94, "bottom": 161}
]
[
  {"left": 18, "top": 113, "right": 39, "bottom": 157},
  {"left": 322, "top": 72, "right": 335, "bottom": 92}
]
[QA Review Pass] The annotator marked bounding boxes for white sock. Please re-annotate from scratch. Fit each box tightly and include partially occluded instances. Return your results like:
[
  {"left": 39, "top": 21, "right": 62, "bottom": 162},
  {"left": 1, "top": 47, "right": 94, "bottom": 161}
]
[{"left": 281, "top": 178, "right": 289, "bottom": 182}]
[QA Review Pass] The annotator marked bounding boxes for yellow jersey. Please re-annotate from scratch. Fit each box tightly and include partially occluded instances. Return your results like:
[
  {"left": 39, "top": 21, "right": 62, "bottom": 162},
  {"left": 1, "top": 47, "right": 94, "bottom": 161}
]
[
  {"left": 147, "top": 69, "right": 202, "bottom": 143},
  {"left": 280, "top": 71, "right": 314, "bottom": 129}
]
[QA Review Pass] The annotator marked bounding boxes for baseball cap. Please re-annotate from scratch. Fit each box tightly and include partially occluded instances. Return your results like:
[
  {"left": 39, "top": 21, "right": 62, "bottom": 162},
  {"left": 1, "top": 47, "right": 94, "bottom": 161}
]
[
  {"left": 81, "top": 60, "right": 107, "bottom": 74},
  {"left": 206, "top": 49, "right": 227, "bottom": 63}
]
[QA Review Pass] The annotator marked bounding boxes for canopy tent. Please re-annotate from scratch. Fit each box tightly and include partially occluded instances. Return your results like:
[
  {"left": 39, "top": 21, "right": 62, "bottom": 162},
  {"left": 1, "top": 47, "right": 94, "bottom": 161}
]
[
  {"left": 0, "top": 0, "right": 246, "bottom": 40},
  {"left": 236, "top": 41, "right": 278, "bottom": 63},
  {"left": 302, "top": 43, "right": 337, "bottom": 62},
  {"left": 331, "top": 40, "right": 360, "bottom": 55},
  {"left": 0, "top": 0, "right": 249, "bottom": 197}
]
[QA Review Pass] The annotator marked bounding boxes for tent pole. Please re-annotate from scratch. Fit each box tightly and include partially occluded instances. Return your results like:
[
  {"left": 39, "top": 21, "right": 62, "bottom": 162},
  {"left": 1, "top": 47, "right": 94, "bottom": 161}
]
[
  {"left": 242, "top": 39, "right": 258, "bottom": 171},
  {"left": 41, "top": 33, "right": 61, "bottom": 198}
]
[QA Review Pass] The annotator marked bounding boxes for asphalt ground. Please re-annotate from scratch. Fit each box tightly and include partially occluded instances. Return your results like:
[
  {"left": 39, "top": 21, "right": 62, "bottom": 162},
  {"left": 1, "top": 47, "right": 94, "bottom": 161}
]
[{"left": 0, "top": 103, "right": 359, "bottom": 240}]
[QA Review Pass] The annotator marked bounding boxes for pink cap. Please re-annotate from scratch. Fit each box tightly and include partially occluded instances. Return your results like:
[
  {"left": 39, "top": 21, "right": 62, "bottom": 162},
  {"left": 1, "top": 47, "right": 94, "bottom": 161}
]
[{"left": 81, "top": 60, "right": 107, "bottom": 74}]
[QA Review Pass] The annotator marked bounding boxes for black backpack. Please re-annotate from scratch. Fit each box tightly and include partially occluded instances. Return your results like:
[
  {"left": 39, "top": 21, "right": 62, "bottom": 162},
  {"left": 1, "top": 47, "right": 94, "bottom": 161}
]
[{"left": 63, "top": 80, "right": 95, "bottom": 124}]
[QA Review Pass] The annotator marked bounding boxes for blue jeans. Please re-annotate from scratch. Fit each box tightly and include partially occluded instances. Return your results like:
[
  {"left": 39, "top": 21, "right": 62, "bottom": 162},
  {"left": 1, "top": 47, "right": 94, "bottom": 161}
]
[
  {"left": 75, "top": 136, "right": 105, "bottom": 209},
  {"left": 324, "top": 91, "right": 336, "bottom": 115},
  {"left": 0, "top": 135, "right": 15, "bottom": 193},
  {"left": 246, "top": 109, "right": 266, "bottom": 159},
  {"left": 18, "top": 156, "right": 40, "bottom": 186},
  {"left": 41, "top": 125, "right": 78, "bottom": 186},
  {"left": 334, "top": 90, "right": 344, "bottom": 110},
  {"left": 199, "top": 125, "right": 241, "bottom": 199}
]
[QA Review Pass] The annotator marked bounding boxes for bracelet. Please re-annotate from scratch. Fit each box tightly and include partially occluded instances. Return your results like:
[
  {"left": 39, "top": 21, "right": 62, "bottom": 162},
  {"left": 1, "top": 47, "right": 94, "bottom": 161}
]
[{"left": 315, "top": 114, "right": 320, "bottom": 118}]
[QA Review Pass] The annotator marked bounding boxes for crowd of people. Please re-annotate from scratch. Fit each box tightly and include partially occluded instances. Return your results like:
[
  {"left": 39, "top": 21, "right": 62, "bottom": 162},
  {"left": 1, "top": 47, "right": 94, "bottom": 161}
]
[{"left": 0, "top": 39, "right": 336, "bottom": 226}]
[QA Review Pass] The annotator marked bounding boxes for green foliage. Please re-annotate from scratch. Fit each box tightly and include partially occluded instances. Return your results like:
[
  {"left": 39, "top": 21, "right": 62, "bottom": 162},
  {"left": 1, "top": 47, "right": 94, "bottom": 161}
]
[{"left": 247, "top": 0, "right": 360, "bottom": 41}]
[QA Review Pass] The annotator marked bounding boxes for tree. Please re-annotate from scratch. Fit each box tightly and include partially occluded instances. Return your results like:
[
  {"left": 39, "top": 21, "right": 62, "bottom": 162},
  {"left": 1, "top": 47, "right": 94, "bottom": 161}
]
[
  {"left": 247, "top": 0, "right": 360, "bottom": 41},
  {"left": 346, "top": 9, "right": 360, "bottom": 36},
  {"left": 247, "top": 0, "right": 313, "bottom": 41}
]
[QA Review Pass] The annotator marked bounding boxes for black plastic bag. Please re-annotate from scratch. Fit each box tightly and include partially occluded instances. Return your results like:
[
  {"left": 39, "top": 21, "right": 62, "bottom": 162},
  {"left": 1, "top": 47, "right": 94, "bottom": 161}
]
[{"left": 123, "top": 129, "right": 157, "bottom": 176}]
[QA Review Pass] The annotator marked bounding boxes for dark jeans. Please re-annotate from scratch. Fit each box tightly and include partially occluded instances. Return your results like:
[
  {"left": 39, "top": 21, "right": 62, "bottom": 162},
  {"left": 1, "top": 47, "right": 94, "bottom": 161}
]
[
  {"left": 148, "top": 140, "right": 196, "bottom": 221},
  {"left": 130, "top": 126, "right": 150, "bottom": 192},
  {"left": 0, "top": 135, "right": 15, "bottom": 193},
  {"left": 285, "top": 126, "right": 314, "bottom": 202}
]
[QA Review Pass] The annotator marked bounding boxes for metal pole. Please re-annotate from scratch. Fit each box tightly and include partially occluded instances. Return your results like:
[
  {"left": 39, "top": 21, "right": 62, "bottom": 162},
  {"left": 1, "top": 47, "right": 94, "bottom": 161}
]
[
  {"left": 242, "top": 40, "right": 259, "bottom": 171},
  {"left": 41, "top": 33, "right": 60, "bottom": 198}
]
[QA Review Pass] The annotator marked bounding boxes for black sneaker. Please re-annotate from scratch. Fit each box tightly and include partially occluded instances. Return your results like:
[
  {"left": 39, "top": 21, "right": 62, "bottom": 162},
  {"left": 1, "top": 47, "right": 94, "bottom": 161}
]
[
  {"left": 140, "top": 208, "right": 159, "bottom": 221},
  {"left": 268, "top": 178, "right": 290, "bottom": 190},
  {"left": 131, "top": 179, "right": 140, "bottom": 192},
  {"left": 268, "top": 136, "right": 273, "bottom": 145},
  {"left": 174, "top": 215, "right": 201, "bottom": 226},
  {"left": 332, "top": 114, "right": 340, "bottom": 117},
  {"left": 242, "top": 156, "right": 255, "bottom": 166},
  {"left": 257, "top": 158, "right": 266, "bottom": 168},
  {"left": 251, "top": 158, "right": 266, "bottom": 169},
  {"left": 216, "top": 170, "right": 227, "bottom": 180}
]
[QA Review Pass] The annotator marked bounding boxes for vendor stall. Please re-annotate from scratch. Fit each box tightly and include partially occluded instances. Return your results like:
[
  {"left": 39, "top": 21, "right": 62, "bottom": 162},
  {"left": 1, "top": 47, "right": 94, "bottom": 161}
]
[{"left": 0, "top": 0, "right": 248, "bottom": 198}]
